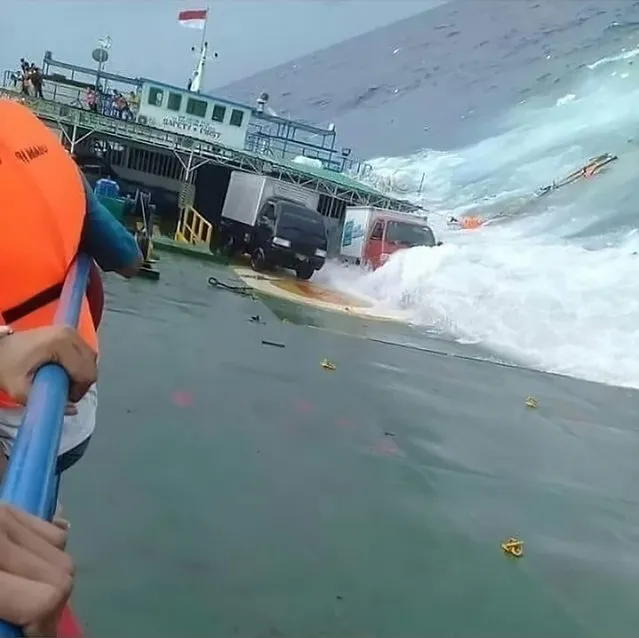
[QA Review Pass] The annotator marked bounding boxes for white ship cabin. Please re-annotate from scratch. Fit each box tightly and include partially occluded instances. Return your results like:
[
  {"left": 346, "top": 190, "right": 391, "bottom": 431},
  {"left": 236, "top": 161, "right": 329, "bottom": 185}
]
[{"left": 136, "top": 80, "right": 251, "bottom": 149}]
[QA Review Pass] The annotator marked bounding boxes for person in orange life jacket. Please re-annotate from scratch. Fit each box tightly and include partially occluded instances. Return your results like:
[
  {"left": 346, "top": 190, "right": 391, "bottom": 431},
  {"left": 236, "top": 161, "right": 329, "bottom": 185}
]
[
  {"left": 0, "top": 191, "right": 140, "bottom": 482},
  {"left": 0, "top": 177, "right": 142, "bottom": 478},
  {"left": 0, "top": 104, "right": 142, "bottom": 486}
]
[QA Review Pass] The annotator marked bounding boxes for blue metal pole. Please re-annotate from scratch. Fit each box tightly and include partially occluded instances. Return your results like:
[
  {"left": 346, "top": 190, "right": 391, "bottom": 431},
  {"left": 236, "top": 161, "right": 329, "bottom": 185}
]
[{"left": 0, "top": 254, "right": 91, "bottom": 637}]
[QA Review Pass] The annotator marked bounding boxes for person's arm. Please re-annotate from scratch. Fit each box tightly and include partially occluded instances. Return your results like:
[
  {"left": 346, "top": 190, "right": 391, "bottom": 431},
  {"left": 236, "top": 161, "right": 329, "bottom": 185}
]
[{"left": 80, "top": 175, "right": 142, "bottom": 278}]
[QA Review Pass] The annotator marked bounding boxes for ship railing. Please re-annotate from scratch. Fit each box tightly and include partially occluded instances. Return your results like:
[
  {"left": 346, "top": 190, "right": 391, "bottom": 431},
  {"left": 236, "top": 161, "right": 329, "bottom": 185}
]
[
  {"left": 2, "top": 72, "right": 84, "bottom": 107},
  {"left": 244, "top": 129, "right": 374, "bottom": 179},
  {"left": 175, "top": 205, "right": 213, "bottom": 247},
  {"left": 0, "top": 76, "right": 383, "bottom": 195},
  {"left": 1, "top": 74, "right": 136, "bottom": 118},
  {"left": 1, "top": 70, "right": 377, "bottom": 181},
  {"left": 0, "top": 88, "right": 219, "bottom": 160},
  {"left": 2, "top": 70, "right": 19, "bottom": 91}
]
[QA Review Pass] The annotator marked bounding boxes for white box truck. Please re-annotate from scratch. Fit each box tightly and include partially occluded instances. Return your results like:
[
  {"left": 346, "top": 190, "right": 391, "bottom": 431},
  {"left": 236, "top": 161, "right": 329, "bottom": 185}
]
[{"left": 219, "top": 171, "right": 328, "bottom": 279}]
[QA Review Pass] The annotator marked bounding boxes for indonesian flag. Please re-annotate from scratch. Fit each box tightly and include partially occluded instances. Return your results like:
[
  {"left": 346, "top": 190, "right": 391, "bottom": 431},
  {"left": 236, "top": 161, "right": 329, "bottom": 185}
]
[{"left": 178, "top": 8, "right": 208, "bottom": 30}]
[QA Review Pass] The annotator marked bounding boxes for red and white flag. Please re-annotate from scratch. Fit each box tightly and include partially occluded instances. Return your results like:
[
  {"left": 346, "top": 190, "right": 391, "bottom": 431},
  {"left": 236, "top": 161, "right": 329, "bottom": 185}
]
[{"left": 178, "top": 8, "right": 208, "bottom": 30}]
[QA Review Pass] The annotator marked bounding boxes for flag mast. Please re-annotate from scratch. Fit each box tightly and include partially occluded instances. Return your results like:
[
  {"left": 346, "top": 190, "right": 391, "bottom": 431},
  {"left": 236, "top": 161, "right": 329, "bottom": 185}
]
[
  {"left": 189, "top": 6, "right": 209, "bottom": 93},
  {"left": 200, "top": 6, "right": 208, "bottom": 55}
]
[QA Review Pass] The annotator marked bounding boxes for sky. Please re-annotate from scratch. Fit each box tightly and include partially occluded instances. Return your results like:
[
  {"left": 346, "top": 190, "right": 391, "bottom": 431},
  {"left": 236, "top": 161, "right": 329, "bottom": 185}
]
[{"left": 1, "top": 0, "right": 438, "bottom": 89}]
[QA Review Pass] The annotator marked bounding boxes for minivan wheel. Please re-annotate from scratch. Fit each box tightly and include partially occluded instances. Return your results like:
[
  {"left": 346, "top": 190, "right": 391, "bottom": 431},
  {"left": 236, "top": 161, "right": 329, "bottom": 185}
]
[
  {"left": 295, "top": 263, "right": 314, "bottom": 280},
  {"left": 250, "top": 247, "right": 268, "bottom": 272}
]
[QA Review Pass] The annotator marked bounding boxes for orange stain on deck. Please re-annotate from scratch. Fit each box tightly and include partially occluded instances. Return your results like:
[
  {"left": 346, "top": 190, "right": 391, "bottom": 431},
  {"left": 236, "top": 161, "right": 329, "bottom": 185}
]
[{"left": 270, "top": 279, "right": 370, "bottom": 307}]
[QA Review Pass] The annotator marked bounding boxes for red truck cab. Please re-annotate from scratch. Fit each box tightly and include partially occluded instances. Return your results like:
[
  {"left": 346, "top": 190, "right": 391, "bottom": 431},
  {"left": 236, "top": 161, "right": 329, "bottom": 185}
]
[
  {"left": 364, "top": 215, "right": 437, "bottom": 269},
  {"left": 340, "top": 206, "right": 439, "bottom": 270}
]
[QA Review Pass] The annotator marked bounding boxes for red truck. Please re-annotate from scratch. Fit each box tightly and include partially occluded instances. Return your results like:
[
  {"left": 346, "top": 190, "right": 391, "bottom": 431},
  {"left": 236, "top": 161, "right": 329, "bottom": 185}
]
[{"left": 339, "top": 206, "right": 438, "bottom": 269}]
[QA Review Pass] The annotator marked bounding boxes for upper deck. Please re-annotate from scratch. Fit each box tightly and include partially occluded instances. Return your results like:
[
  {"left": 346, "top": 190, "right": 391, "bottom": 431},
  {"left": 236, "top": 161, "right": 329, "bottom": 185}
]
[{"left": 2, "top": 53, "right": 420, "bottom": 213}]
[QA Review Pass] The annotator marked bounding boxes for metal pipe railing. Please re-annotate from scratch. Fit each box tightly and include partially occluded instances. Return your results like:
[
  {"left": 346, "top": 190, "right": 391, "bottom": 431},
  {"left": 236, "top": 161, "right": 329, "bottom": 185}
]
[{"left": 0, "top": 254, "right": 91, "bottom": 637}]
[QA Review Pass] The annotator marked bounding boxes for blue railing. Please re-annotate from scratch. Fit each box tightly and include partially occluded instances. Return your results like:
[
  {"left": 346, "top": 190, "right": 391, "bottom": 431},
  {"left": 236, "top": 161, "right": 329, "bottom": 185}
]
[{"left": 0, "top": 254, "right": 91, "bottom": 637}]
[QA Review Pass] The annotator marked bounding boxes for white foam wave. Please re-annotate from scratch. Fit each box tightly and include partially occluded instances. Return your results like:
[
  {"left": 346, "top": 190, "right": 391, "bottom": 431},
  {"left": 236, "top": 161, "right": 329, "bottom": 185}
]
[
  {"left": 556, "top": 93, "right": 576, "bottom": 106},
  {"left": 587, "top": 44, "right": 639, "bottom": 70},
  {"left": 337, "top": 43, "right": 639, "bottom": 388},
  {"left": 331, "top": 231, "right": 639, "bottom": 388}
]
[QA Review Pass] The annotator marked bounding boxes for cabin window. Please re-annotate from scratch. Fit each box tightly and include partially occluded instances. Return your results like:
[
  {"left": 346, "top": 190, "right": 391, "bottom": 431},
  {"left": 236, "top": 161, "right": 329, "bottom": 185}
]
[
  {"left": 167, "top": 92, "right": 182, "bottom": 111},
  {"left": 211, "top": 104, "right": 226, "bottom": 123},
  {"left": 186, "top": 97, "right": 207, "bottom": 118},
  {"left": 370, "top": 221, "right": 384, "bottom": 240},
  {"left": 148, "top": 87, "right": 164, "bottom": 107},
  {"left": 230, "top": 109, "right": 244, "bottom": 127}
]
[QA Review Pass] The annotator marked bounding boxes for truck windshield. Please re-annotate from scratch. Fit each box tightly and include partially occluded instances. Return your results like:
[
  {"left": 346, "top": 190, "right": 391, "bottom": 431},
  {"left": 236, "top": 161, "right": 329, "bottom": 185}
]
[
  {"left": 385, "top": 220, "right": 435, "bottom": 248},
  {"left": 276, "top": 203, "right": 326, "bottom": 240}
]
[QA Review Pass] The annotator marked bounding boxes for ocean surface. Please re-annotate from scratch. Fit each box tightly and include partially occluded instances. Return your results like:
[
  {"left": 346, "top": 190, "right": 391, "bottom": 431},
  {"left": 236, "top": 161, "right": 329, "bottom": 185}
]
[{"left": 224, "top": 0, "right": 639, "bottom": 390}]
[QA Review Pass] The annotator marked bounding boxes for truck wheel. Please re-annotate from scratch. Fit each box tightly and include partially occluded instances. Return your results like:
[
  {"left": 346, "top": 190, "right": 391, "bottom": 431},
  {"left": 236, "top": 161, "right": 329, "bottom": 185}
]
[
  {"left": 295, "top": 263, "right": 314, "bottom": 280},
  {"left": 220, "top": 232, "right": 237, "bottom": 257},
  {"left": 250, "top": 247, "right": 268, "bottom": 272}
]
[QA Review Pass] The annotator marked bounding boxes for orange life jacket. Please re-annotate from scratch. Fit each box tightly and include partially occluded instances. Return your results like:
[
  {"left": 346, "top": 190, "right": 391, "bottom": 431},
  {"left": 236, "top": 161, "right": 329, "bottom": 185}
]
[
  {"left": 461, "top": 216, "right": 483, "bottom": 230},
  {"left": 0, "top": 99, "right": 98, "bottom": 408}
]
